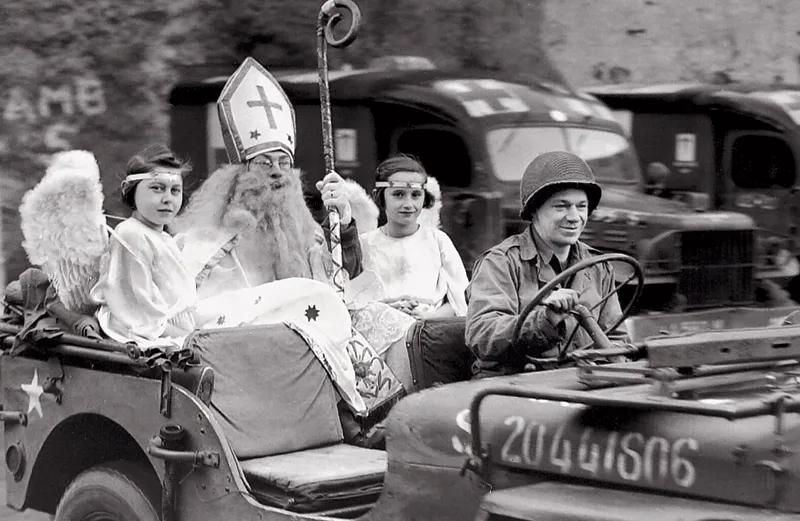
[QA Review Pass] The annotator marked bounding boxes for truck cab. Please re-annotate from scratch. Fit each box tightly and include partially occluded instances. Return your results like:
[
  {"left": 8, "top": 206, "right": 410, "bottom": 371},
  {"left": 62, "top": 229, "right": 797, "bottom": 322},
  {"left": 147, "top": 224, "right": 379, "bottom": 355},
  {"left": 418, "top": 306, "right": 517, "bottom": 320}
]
[{"left": 585, "top": 82, "right": 800, "bottom": 300}]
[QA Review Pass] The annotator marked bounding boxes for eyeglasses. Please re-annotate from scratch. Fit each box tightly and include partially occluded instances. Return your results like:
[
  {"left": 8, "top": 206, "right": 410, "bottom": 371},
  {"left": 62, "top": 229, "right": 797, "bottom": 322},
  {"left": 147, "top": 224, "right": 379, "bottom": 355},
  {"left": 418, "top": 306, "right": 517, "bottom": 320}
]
[{"left": 250, "top": 156, "right": 293, "bottom": 171}]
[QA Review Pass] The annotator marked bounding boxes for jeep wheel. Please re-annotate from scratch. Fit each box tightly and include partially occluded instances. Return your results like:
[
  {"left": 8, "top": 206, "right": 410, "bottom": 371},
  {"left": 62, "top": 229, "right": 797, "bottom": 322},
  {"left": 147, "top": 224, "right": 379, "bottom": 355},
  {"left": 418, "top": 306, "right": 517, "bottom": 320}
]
[{"left": 55, "top": 461, "right": 160, "bottom": 521}]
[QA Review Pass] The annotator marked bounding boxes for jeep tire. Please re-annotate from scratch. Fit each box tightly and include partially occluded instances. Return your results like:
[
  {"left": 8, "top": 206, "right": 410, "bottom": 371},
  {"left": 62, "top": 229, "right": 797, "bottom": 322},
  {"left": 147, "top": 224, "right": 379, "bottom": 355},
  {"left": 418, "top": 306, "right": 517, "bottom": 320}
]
[{"left": 55, "top": 461, "right": 160, "bottom": 521}]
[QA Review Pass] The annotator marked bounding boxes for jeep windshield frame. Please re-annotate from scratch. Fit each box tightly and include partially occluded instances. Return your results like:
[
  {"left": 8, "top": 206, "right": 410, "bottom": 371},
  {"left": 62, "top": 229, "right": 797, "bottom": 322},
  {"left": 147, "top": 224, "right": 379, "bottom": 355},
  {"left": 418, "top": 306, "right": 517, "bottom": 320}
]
[{"left": 485, "top": 124, "right": 642, "bottom": 185}]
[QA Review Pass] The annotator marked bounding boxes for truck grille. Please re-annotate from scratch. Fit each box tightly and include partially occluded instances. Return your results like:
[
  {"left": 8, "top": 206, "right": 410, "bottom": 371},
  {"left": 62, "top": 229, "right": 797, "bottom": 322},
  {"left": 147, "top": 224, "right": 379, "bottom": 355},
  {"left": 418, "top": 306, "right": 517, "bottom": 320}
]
[{"left": 680, "top": 230, "right": 755, "bottom": 308}]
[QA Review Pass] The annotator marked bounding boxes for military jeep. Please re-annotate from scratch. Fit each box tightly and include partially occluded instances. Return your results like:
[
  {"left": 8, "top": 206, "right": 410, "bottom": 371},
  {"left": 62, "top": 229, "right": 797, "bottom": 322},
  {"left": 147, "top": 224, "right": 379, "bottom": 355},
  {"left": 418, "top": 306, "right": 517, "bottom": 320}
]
[{"left": 4, "top": 255, "right": 800, "bottom": 521}]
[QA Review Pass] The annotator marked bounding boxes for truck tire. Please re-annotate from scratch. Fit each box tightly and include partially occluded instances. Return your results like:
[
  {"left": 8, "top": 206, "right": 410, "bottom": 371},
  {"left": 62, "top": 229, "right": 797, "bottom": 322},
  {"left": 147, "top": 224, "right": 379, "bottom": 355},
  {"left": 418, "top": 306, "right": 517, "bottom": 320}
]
[{"left": 54, "top": 461, "right": 161, "bottom": 521}]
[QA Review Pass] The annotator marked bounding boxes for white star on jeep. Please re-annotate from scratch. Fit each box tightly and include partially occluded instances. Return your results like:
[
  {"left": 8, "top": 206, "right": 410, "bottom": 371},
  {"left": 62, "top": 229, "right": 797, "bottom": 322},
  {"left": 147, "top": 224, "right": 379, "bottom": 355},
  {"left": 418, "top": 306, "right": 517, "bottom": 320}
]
[{"left": 21, "top": 370, "right": 44, "bottom": 418}]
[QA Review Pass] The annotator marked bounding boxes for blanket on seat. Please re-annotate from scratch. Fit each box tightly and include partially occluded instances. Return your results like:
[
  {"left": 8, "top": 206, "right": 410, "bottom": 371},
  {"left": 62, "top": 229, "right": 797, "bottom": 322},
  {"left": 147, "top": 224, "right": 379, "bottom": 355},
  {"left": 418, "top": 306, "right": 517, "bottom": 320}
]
[{"left": 185, "top": 324, "right": 344, "bottom": 458}]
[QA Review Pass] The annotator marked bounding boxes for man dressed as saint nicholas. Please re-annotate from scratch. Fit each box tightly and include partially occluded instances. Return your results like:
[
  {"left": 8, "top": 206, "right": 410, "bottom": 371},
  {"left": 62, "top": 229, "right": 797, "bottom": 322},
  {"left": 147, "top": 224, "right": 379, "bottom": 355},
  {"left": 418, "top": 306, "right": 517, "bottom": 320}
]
[{"left": 172, "top": 57, "right": 403, "bottom": 443}]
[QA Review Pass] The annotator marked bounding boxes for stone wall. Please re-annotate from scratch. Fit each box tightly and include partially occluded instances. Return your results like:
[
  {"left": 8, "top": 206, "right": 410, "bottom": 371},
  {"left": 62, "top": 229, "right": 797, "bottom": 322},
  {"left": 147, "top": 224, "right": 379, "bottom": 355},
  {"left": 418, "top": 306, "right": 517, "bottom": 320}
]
[
  {"left": 0, "top": 0, "right": 213, "bottom": 284},
  {"left": 1, "top": 0, "right": 798, "bottom": 285},
  {"left": 546, "top": 0, "right": 800, "bottom": 86}
]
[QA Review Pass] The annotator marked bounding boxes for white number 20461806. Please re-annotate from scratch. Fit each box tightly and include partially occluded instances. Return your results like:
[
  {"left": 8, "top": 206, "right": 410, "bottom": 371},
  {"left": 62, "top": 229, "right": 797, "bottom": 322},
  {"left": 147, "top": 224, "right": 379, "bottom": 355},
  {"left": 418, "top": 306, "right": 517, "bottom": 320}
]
[
  {"left": 499, "top": 416, "right": 699, "bottom": 488},
  {"left": 451, "top": 409, "right": 699, "bottom": 489}
]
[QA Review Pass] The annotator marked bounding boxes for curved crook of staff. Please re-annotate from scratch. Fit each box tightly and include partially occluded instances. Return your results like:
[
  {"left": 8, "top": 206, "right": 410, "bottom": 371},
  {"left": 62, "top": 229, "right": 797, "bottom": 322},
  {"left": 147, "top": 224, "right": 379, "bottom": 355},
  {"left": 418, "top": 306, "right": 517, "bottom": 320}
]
[{"left": 317, "top": 0, "right": 362, "bottom": 303}]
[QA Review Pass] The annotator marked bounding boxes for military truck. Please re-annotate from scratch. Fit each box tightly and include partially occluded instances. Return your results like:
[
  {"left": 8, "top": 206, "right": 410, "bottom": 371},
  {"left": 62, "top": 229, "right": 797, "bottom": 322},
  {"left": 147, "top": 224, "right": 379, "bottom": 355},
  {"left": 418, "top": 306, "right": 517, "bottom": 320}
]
[
  {"left": 585, "top": 82, "right": 800, "bottom": 300},
  {"left": 5, "top": 254, "right": 800, "bottom": 521},
  {"left": 169, "top": 60, "right": 792, "bottom": 324}
]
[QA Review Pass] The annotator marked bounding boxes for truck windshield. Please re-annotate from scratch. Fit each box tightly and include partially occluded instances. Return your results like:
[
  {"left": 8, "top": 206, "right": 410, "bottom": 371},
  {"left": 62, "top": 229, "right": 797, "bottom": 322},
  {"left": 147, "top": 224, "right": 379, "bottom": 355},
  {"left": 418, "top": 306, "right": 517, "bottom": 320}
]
[{"left": 486, "top": 126, "right": 641, "bottom": 183}]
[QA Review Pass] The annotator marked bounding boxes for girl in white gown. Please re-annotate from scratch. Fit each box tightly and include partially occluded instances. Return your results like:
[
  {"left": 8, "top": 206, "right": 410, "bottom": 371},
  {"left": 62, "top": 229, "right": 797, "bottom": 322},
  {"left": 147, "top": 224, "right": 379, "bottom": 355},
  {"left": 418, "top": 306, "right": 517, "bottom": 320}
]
[
  {"left": 351, "top": 155, "right": 469, "bottom": 389},
  {"left": 90, "top": 145, "right": 198, "bottom": 346},
  {"left": 360, "top": 155, "right": 468, "bottom": 317}
]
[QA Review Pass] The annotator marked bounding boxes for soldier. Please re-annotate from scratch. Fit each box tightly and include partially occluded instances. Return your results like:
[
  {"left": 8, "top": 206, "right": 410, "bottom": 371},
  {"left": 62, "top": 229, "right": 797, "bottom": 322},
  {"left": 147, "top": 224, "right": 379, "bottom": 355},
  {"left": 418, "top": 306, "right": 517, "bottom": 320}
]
[{"left": 466, "top": 151, "right": 632, "bottom": 378}]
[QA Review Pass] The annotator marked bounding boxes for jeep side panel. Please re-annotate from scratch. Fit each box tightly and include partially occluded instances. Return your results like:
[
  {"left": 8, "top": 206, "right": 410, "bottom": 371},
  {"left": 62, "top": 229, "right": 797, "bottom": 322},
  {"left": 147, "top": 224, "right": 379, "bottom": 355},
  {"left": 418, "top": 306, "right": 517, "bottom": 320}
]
[{"left": 1, "top": 356, "right": 262, "bottom": 520}]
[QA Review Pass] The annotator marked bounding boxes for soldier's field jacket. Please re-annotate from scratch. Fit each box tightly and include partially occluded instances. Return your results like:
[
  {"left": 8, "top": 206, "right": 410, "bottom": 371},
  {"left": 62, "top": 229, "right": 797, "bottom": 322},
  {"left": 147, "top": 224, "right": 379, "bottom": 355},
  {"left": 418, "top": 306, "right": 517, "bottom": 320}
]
[{"left": 466, "top": 226, "right": 631, "bottom": 378}]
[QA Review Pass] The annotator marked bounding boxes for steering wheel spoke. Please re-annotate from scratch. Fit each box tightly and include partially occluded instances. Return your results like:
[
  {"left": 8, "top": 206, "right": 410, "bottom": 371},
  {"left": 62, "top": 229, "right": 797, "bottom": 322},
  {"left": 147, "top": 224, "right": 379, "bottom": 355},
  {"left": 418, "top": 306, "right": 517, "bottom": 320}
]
[{"left": 587, "top": 271, "right": 639, "bottom": 315}]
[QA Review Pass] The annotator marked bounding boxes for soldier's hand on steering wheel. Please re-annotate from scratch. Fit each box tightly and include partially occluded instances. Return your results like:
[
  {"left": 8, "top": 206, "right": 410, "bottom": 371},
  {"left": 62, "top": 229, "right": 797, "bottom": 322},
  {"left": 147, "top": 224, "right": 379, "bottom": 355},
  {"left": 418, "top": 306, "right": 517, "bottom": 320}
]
[
  {"left": 542, "top": 288, "right": 580, "bottom": 326},
  {"left": 512, "top": 253, "right": 645, "bottom": 361}
]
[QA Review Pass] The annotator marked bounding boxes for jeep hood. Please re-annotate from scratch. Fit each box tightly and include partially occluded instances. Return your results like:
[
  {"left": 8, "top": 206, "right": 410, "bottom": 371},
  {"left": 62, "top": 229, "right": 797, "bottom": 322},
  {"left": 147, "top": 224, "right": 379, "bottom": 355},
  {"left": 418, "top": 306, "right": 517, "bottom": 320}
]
[{"left": 386, "top": 367, "right": 800, "bottom": 511}]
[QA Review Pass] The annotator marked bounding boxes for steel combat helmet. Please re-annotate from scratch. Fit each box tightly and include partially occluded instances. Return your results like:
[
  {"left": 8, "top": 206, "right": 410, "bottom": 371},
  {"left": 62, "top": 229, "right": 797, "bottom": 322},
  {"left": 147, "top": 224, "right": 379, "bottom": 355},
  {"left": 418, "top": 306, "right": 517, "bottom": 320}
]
[{"left": 519, "top": 151, "right": 602, "bottom": 220}]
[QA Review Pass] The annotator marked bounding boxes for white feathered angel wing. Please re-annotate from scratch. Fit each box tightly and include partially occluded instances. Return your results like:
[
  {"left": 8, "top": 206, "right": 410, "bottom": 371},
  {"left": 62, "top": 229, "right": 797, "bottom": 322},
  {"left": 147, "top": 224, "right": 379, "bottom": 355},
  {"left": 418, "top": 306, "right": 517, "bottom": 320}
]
[
  {"left": 19, "top": 150, "right": 109, "bottom": 314},
  {"left": 418, "top": 176, "right": 442, "bottom": 230}
]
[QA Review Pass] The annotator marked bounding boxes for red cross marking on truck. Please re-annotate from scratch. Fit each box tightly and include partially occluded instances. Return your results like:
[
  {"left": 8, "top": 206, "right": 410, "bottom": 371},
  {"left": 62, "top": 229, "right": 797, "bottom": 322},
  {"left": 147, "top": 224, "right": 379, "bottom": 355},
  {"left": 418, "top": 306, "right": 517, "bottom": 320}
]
[{"left": 434, "top": 79, "right": 529, "bottom": 117}]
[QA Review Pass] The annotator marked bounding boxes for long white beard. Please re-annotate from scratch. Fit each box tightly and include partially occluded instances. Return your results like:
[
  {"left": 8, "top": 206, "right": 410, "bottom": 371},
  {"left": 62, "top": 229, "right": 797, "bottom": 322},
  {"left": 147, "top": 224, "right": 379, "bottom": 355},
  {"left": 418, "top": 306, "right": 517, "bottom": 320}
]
[{"left": 226, "top": 170, "right": 321, "bottom": 285}]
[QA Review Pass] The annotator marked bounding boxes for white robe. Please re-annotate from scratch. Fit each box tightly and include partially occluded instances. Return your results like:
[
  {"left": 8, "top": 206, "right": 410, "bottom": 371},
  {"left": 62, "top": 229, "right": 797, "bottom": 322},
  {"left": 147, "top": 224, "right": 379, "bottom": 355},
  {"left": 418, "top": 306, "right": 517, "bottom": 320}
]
[
  {"left": 349, "top": 226, "right": 469, "bottom": 390},
  {"left": 91, "top": 218, "right": 198, "bottom": 346},
  {"left": 176, "top": 226, "right": 333, "bottom": 300},
  {"left": 360, "top": 226, "right": 469, "bottom": 315},
  {"left": 175, "top": 225, "right": 402, "bottom": 415}
]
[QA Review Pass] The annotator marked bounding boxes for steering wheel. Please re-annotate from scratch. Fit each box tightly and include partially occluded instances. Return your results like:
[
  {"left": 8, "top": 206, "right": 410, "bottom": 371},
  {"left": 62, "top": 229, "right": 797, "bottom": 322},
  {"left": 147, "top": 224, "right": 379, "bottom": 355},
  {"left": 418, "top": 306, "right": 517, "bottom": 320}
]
[{"left": 511, "top": 253, "right": 644, "bottom": 364}]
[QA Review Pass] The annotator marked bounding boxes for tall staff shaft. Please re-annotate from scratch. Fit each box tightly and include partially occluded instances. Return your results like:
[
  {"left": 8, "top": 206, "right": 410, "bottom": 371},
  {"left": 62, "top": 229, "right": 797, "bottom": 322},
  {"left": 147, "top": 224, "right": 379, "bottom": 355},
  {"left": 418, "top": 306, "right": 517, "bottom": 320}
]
[
  {"left": 317, "top": 0, "right": 361, "bottom": 302},
  {"left": 316, "top": 2, "right": 406, "bottom": 418}
]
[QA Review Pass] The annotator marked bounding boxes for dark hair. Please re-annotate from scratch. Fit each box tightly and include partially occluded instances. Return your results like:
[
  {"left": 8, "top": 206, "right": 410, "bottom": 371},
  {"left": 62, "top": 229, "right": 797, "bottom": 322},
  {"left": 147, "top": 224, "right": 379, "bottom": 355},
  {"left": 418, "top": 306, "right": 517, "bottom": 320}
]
[
  {"left": 121, "top": 144, "right": 191, "bottom": 210},
  {"left": 371, "top": 154, "right": 436, "bottom": 209}
]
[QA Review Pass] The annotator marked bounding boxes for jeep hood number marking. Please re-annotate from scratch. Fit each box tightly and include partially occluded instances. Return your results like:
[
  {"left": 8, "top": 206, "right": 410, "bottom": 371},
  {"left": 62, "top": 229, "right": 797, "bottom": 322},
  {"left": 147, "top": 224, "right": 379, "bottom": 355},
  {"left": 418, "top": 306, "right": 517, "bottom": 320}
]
[
  {"left": 452, "top": 406, "right": 700, "bottom": 489},
  {"left": 495, "top": 414, "right": 700, "bottom": 488}
]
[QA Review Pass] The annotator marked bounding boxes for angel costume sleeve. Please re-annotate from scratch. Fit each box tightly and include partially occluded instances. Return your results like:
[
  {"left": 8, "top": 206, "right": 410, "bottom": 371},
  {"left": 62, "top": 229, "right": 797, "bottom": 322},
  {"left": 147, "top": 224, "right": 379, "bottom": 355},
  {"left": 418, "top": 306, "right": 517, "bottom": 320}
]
[{"left": 91, "top": 218, "right": 197, "bottom": 346}]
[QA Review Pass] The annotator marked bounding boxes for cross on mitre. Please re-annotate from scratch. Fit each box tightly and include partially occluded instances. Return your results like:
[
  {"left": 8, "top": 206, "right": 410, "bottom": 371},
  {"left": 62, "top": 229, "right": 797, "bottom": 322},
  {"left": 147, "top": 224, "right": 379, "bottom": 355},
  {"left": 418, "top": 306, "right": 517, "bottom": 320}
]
[
  {"left": 217, "top": 57, "right": 297, "bottom": 164},
  {"left": 248, "top": 85, "right": 283, "bottom": 129}
]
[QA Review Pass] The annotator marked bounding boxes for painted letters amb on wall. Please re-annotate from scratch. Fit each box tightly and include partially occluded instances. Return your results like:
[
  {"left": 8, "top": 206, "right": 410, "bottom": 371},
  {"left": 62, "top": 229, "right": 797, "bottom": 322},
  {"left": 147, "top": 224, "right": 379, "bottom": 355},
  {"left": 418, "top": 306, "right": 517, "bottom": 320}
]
[{"left": 0, "top": 75, "right": 108, "bottom": 287}]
